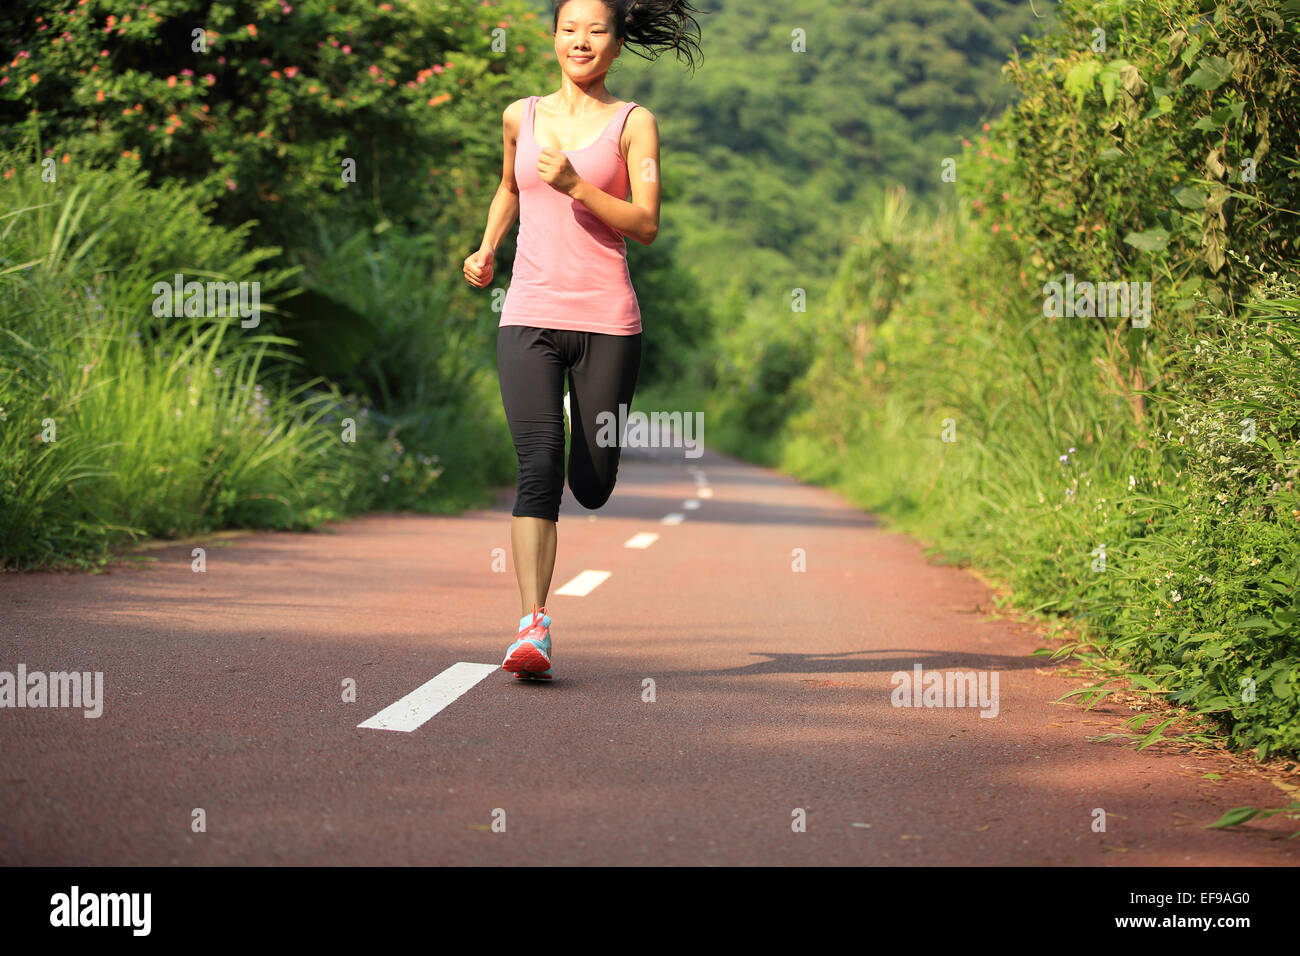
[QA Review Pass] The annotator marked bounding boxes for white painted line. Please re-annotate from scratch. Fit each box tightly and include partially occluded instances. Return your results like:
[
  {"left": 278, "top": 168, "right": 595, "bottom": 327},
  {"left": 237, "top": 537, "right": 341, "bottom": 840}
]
[
  {"left": 683, "top": 499, "right": 701, "bottom": 510},
  {"left": 358, "top": 662, "right": 498, "bottom": 733},
  {"left": 696, "top": 487, "right": 713, "bottom": 498},
  {"left": 624, "top": 532, "right": 660, "bottom": 549},
  {"left": 661, "top": 513, "right": 685, "bottom": 525},
  {"left": 555, "top": 569, "right": 611, "bottom": 596}
]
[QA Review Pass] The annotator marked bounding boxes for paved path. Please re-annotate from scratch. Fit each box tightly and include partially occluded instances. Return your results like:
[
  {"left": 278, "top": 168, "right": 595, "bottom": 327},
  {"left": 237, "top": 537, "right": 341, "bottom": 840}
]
[{"left": 1, "top": 441, "right": 1295, "bottom": 864}]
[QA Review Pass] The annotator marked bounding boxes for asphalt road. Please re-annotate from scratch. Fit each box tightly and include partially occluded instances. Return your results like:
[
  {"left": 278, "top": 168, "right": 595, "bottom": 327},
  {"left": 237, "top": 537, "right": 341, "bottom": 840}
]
[{"left": 1, "top": 440, "right": 1295, "bottom": 865}]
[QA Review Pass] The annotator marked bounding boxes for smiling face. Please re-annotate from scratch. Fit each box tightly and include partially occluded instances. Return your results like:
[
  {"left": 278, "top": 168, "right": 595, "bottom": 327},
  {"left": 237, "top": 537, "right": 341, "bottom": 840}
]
[{"left": 555, "top": 0, "right": 622, "bottom": 80}]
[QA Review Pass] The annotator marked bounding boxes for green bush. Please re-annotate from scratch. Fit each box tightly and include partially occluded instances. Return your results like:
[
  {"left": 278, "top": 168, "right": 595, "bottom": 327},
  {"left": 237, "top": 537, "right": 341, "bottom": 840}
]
[
  {"left": 1, "top": 0, "right": 548, "bottom": 247},
  {"left": 0, "top": 146, "right": 414, "bottom": 568},
  {"left": 693, "top": 0, "right": 1300, "bottom": 758}
]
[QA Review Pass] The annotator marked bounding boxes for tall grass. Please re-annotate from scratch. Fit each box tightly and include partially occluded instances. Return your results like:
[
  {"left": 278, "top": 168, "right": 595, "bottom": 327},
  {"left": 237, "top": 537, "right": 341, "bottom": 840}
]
[{"left": 1, "top": 153, "right": 374, "bottom": 567}]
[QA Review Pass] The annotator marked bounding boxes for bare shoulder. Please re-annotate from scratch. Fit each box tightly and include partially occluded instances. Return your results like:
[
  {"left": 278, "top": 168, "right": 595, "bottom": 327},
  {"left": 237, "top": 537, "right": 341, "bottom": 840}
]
[
  {"left": 625, "top": 102, "right": 657, "bottom": 126},
  {"left": 622, "top": 103, "right": 659, "bottom": 150},
  {"left": 503, "top": 97, "right": 529, "bottom": 140}
]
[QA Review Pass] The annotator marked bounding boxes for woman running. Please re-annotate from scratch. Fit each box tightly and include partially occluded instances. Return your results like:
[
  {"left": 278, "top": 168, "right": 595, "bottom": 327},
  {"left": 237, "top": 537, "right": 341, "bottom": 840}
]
[{"left": 463, "top": 0, "right": 703, "bottom": 680}]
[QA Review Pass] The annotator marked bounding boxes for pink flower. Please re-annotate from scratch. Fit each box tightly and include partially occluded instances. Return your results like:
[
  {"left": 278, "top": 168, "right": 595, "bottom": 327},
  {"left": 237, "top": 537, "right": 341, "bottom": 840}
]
[
  {"left": 181, "top": 68, "right": 194, "bottom": 76},
  {"left": 284, "top": 66, "right": 298, "bottom": 77},
  {"left": 341, "top": 44, "right": 351, "bottom": 54},
  {"left": 226, "top": 179, "right": 236, "bottom": 191},
  {"left": 204, "top": 73, "right": 215, "bottom": 84}
]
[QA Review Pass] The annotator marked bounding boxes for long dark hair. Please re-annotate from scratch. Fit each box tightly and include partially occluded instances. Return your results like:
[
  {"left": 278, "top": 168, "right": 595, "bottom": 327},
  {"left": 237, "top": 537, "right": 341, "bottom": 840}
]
[{"left": 552, "top": 0, "right": 706, "bottom": 75}]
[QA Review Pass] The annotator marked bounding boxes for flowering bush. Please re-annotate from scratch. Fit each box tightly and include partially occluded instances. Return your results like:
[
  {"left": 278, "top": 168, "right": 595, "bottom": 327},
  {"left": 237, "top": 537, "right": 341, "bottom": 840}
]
[{"left": 1, "top": 0, "right": 548, "bottom": 245}]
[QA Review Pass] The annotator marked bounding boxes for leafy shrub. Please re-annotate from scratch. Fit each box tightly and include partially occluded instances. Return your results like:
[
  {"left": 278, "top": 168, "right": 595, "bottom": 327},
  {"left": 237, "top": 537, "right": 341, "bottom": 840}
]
[{"left": 1, "top": 0, "right": 549, "bottom": 247}]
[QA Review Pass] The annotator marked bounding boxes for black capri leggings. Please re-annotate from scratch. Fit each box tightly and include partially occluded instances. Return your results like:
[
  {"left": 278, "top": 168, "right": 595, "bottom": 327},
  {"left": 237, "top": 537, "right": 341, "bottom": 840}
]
[{"left": 497, "top": 324, "right": 642, "bottom": 522}]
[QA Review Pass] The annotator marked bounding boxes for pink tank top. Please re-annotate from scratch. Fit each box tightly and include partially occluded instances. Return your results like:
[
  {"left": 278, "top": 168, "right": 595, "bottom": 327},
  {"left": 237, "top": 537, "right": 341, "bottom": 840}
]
[{"left": 500, "top": 95, "right": 642, "bottom": 336}]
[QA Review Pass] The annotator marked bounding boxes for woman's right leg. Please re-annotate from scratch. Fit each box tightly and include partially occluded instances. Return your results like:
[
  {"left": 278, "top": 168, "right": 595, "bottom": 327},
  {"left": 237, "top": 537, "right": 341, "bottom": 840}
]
[{"left": 497, "top": 325, "right": 566, "bottom": 616}]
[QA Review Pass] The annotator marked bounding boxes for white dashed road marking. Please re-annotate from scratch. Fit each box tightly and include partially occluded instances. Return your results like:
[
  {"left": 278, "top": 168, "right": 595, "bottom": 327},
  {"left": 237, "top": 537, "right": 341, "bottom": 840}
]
[
  {"left": 624, "top": 532, "right": 660, "bottom": 549},
  {"left": 683, "top": 500, "right": 701, "bottom": 510},
  {"left": 554, "top": 569, "right": 612, "bottom": 596},
  {"left": 661, "top": 513, "right": 685, "bottom": 525},
  {"left": 697, "top": 487, "right": 713, "bottom": 498},
  {"left": 358, "top": 662, "right": 498, "bottom": 733}
]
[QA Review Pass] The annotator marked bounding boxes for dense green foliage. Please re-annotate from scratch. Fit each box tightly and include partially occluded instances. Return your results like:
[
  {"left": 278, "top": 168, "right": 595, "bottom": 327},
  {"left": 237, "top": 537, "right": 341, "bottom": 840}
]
[
  {"left": 608, "top": 0, "right": 1053, "bottom": 309},
  {"left": 0, "top": 151, "right": 517, "bottom": 567},
  {"left": 670, "top": 0, "right": 1300, "bottom": 758},
  {"left": 0, "top": 0, "right": 549, "bottom": 249}
]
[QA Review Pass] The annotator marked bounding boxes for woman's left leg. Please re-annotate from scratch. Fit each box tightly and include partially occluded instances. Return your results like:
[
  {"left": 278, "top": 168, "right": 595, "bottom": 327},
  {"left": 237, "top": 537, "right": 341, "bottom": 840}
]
[{"left": 566, "top": 330, "right": 642, "bottom": 510}]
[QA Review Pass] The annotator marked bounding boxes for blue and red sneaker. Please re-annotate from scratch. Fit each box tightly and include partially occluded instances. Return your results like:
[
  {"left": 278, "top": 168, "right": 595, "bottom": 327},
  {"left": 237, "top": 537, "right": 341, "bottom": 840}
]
[{"left": 502, "top": 604, "right": 552, "bottom": 680}]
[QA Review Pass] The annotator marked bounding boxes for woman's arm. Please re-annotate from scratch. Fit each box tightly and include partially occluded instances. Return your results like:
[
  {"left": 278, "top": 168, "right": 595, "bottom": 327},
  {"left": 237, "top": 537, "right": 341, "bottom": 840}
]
[
  {"left": 565, "top": 106, "right": 661, "bottom": 246},
  {"left": 478, "top": 99, "right": 525, "bottom": 253}
]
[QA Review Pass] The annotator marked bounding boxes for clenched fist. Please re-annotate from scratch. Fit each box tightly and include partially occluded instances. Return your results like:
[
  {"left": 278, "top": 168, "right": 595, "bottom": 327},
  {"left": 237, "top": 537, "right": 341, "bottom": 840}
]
[
  {"left": 464, "top": 248, "right": 494, "bottom": 288},
  {"left": 537, "top": 147, "right": 581, "bottom": 195}
]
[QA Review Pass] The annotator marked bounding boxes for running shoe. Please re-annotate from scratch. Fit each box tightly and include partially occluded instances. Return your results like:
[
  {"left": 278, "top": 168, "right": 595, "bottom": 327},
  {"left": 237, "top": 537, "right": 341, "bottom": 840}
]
[{"left": 502, "top": 604, "right": 552, "bottom": 679}]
